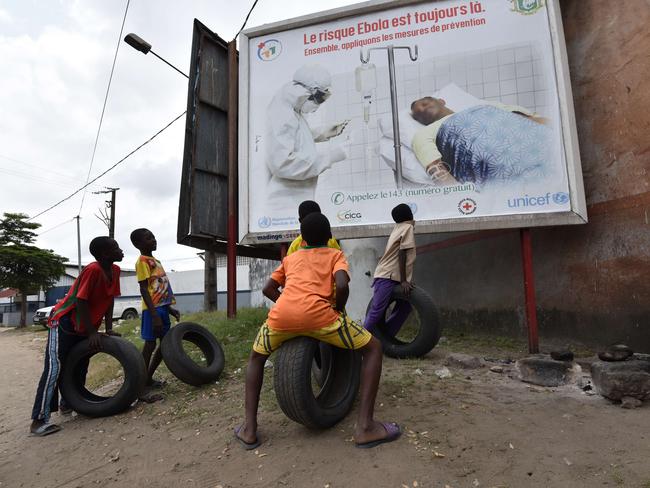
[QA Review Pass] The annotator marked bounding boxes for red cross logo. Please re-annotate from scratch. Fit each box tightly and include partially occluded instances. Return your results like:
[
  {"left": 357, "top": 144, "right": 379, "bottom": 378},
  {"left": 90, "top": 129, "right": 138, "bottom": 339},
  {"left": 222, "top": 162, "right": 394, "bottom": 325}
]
[
  {"left": 258, "top": 42, "right": 265, "bottom": 49},
  {"left": 458, "top": 198, "right": 477, "bottom": 215}
]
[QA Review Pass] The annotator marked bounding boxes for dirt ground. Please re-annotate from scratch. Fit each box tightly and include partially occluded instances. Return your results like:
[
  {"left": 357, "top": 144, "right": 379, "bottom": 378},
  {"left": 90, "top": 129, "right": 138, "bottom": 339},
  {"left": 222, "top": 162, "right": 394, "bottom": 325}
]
[{"left": 1, "top": 327, "right": 649, "bottom": 488}]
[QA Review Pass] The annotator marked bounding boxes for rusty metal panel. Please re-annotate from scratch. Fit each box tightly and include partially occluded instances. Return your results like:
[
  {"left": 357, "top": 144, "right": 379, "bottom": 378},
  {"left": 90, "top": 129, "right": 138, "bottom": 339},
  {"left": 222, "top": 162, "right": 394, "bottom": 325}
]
[{"left": 178, "top": 19, "right": 230, "bottom": 244}]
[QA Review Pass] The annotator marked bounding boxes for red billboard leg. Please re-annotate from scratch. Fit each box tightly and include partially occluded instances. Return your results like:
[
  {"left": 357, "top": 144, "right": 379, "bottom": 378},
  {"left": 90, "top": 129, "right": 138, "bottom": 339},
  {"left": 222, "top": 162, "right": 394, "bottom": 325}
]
[{"left": 520, "top": 228, "right": 539, "bottom": 353}]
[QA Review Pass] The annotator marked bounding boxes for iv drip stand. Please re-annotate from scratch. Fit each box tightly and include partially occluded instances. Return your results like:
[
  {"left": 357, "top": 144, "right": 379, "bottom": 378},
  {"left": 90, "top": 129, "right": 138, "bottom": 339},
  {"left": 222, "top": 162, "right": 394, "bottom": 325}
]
[{"left": 361, "top": 45, "right": 418, "bottom": 189}]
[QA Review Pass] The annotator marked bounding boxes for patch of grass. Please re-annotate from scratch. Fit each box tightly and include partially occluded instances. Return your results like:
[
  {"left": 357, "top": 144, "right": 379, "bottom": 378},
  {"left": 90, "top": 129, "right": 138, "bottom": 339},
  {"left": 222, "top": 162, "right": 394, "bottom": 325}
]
[
  {"left": 442, "top": 329, "right": 526, "bottom": 356},
  {"left": 611, "top": 470, "right": 625, "bottom": 486}
]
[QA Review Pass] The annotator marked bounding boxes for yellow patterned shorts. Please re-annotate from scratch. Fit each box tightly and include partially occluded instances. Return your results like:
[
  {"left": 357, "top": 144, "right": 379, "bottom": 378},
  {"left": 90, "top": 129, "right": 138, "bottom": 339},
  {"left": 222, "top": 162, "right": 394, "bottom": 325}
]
[{"left": 253, "top": 314, "right": 372, "bottom": 356}]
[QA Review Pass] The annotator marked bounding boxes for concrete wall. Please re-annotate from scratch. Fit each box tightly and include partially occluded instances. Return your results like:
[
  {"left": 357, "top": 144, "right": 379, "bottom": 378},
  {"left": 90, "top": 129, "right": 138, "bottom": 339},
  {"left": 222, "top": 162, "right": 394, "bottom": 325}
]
[{"left": 396, "top": 1, "right": 650, "bottom": 351}]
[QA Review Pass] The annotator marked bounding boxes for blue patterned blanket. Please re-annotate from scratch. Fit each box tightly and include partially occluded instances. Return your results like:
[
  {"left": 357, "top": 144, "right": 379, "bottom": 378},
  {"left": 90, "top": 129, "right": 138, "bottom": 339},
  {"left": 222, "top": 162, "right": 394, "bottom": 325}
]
[{"left": 436, "top": 105, "right": 552, "bottom": 186}]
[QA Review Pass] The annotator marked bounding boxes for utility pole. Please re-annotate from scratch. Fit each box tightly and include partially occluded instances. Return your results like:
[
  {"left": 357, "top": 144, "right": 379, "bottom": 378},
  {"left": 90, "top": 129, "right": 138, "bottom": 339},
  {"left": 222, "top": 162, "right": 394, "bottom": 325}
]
[
  {"left": 75, "top": 215, "right": 81, "bottom": 274},
  {"left": 93, "top": 187, "right": 119, "bottom": 238}
]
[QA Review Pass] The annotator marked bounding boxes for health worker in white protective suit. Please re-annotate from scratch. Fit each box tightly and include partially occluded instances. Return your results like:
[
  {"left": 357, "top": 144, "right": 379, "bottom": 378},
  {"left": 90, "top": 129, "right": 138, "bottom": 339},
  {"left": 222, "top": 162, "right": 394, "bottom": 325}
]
[{"left": 264, "top": 64, "right": 350, "bottom": 212}]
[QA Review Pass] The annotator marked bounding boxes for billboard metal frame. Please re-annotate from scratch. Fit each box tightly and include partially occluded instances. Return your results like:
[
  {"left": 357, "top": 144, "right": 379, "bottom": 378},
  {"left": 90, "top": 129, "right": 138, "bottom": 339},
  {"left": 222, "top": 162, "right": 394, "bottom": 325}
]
[{"left": 237, "top": 0, "right": 587, "bottom": 244}]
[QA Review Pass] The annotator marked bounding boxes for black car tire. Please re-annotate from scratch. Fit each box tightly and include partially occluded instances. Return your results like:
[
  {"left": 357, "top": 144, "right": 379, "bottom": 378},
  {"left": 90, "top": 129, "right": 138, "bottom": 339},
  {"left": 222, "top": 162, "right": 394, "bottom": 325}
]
[
  {"left": 59, "top": 336, "right": 146, "bottom": 417},
  {"left": 160, "top": 322, "right": 225, "bottom": 386},
  {"left": 274, "top": 337, "right": 361, "bottom": 429},
  {"left": 367, "top": 285, "right": 441, "bottom": 358}
]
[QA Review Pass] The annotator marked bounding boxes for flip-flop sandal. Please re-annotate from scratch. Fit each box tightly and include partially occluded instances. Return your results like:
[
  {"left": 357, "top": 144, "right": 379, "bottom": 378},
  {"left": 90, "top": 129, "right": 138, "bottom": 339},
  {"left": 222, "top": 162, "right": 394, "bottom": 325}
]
[
  {"left": 355, "top": 422, "right": 401, "bottom": 449},
  {"left": 30, "top": 423, "right": 62, "bottom": 437},
  {"left": 234, "top": 426, "right": 261, "bottom": 451}
]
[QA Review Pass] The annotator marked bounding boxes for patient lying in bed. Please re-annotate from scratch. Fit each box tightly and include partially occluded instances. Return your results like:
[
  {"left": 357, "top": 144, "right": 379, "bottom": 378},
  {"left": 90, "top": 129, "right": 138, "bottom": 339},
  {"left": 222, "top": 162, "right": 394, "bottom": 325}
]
[{"left": 410, "top": 96, "right": 551, "bottom": 187}]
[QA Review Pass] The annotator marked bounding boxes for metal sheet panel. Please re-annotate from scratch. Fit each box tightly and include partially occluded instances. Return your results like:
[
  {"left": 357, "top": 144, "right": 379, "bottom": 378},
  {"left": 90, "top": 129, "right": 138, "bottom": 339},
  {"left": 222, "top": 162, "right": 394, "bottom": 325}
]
[{"left": 178, "top": 19, "right": 230, "bottom": 245}]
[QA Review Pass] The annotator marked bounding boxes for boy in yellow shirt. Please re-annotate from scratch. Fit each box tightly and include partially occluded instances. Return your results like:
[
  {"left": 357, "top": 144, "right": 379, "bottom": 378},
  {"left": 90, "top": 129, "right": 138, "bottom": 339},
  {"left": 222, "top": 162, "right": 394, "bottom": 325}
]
[
  {"left": 130, "top": 228, "right": 180, "bottom": 389},
  {"left": 287, "top": 200, "right": 339, "bottom": 255}
]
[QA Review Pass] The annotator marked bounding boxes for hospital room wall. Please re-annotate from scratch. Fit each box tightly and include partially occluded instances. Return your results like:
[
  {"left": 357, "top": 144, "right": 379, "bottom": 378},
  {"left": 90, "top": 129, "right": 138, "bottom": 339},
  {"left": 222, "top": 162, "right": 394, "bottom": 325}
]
[
  {"left": 380, "top": 1, "right": 650, "bottom": 351},
  {"left": 315, "top": 41, "right": 553, "bottom": 196}
]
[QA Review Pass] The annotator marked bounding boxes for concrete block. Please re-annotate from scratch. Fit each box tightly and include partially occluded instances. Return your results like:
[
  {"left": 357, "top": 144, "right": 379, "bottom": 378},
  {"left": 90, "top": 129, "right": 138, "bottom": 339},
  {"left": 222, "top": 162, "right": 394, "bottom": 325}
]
[
  {"left": 516, "top": 356, "right": 581, "bottom": 387},
  {"left": 591, "top": 360, "right": 650, "bottom": 402}
]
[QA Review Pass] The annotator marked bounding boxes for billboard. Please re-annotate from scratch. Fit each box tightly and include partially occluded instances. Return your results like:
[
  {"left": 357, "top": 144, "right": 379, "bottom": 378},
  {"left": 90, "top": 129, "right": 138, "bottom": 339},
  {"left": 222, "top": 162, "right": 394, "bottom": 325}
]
[{"left": 238, "top": 0, "right": 586, "bottom": 244}]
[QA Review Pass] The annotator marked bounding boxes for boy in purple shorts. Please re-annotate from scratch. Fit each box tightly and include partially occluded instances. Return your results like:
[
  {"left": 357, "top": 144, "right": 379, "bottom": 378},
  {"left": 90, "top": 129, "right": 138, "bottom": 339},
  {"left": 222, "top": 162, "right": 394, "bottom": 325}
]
[
  {"left": 364, "top": 204, "right": 415, "bottom": 336},
  {"left": 130, "top": 229, "right": 180, "bottom": 390}
]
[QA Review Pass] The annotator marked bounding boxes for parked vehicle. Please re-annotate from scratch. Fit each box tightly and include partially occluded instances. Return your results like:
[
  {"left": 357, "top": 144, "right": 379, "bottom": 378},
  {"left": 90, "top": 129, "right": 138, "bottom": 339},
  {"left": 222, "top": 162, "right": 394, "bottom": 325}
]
[
  {"left": 32, "top": 297, "right": 141, "bottom": 326},
  {"left": 33, "top": 306, "right": 54, "bottom": 325}
]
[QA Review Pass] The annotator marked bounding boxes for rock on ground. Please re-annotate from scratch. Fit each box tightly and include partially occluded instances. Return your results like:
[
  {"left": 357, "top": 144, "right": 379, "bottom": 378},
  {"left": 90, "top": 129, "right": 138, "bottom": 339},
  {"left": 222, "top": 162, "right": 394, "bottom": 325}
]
[
  {"left": 516, "top": 356, "right": 581, "bottom": 387},
  {"left": 445, "top": 353, "right": 484, "bottom": 370},
  {"left": 591, "top": 360, "right": 650, "bottom": 402}
]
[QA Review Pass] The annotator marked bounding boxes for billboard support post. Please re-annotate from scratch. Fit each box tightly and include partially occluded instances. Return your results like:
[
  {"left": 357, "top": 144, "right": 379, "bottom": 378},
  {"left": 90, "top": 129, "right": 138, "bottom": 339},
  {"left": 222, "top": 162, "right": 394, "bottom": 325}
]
[
  {"left": 227, "top": 40, "right": 238, "bottom": 318},
  {"left": 520, "top": 228, "right": 539, "bottom": 353},
  {"left": 361, "top": 45, "right": 418, "bottom": 190}
]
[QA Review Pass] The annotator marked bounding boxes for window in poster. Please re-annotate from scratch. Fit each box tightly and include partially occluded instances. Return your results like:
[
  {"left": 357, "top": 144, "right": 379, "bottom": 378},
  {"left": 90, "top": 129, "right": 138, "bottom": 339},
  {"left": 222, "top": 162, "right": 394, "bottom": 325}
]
[{"left": 238, "top": 0, "right": 586, "bottom": 243}]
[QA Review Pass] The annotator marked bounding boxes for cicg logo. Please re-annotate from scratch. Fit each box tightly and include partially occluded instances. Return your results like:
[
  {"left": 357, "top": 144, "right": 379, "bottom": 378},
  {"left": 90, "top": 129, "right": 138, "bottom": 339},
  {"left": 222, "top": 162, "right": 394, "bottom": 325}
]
[{"left": 337, "top": 210, "right": 362, "bottom": 222}]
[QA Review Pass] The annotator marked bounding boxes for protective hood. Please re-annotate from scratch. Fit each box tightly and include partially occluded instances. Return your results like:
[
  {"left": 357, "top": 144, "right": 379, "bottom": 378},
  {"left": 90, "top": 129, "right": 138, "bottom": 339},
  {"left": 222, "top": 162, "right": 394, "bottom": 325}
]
[{"left": 293, "top": 64, "right": 332, "bottom": 91}]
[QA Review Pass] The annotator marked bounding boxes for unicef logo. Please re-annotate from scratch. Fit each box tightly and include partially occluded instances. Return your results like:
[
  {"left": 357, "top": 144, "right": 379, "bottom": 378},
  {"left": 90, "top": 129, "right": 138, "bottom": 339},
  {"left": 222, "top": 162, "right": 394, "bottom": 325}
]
[
  {"left": 552, "top": 192, "right": 570, "bottom": 205},
  {"left": 257, "top": 39, "right": 282, "bottom": 61},
  {"left": 331, "top": 192, "right": 345, "bottom": 205},
  {"left": 407, "top": 202, "right": 418, "bottom": 215},
  {"left": 258, "top": 216, "right": 272, "bottom": 228}
]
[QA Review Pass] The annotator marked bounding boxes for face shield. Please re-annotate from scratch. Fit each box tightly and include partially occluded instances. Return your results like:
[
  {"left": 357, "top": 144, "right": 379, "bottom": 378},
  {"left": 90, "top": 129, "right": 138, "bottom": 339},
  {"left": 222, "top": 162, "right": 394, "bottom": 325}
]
[{"left": 295, "top": 83, "right": 331, "bottom": 113}]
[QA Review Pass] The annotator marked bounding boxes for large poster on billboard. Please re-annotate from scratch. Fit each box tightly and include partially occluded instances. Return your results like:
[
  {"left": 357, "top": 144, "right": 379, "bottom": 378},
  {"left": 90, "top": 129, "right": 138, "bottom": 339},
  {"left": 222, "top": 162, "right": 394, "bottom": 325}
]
[{"left": 239, "top": 0, "right": 586, "bottom": 243}]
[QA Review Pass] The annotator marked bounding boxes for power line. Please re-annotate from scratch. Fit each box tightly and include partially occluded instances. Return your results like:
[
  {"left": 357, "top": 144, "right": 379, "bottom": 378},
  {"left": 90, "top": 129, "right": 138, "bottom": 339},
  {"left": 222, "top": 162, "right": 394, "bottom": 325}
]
[
  {"left": 233, "top": 0, "right": 261, "bottom": 41},
  {"left": 0, "top": 154, "right": 87, "bottom": 181},
  {"left": 38, "top": 217, "right": 75, "bottom": 236},
  {"left": 0, "top": 167, "right": 102, "bottom": 190},
  {"left": 28, "top": 111, "right": 186, "bottom": 222},
  {"left": 78, "top": 0, "right": 131, "bottom": 214}
]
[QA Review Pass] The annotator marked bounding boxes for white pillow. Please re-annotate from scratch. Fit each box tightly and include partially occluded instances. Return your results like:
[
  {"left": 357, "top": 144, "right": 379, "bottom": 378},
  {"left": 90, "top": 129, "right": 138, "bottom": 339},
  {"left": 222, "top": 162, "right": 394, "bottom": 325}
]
[
  {"left": 378, "top": 109, "right": 423, "bottom": 149},
  {"left": 434, "top": 83, "right": 483, "bottom": 112}
]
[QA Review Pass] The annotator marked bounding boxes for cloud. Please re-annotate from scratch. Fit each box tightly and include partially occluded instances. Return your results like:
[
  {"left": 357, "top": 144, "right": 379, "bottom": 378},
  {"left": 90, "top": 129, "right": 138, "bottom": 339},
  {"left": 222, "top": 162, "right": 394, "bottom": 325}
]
[{"left": 0, "top": 0, "right": 357, "bottom": 271}]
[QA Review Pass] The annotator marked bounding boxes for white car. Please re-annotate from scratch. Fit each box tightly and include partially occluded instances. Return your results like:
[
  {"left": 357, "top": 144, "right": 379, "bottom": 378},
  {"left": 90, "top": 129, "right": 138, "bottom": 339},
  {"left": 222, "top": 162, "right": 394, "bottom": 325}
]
[
  {"left": 33, "top": 306, "right": 55, "bottom": 325},
  {"left": 32, "top": 299, "right": 140, "bottom": 326}
]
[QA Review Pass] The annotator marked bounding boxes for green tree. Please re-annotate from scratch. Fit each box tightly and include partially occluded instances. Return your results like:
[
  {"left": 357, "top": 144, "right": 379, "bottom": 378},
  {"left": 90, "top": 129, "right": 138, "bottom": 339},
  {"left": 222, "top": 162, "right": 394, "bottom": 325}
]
[{"left": 0, "top": 213, "right": 67, "bottom": 327}]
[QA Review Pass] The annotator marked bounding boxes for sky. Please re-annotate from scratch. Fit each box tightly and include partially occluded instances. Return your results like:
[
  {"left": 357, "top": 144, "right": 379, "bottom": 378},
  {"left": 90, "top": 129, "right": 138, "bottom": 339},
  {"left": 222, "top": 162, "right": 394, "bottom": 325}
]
[{"left": 0, "top": 0, "right": 358, "bottom": 271}]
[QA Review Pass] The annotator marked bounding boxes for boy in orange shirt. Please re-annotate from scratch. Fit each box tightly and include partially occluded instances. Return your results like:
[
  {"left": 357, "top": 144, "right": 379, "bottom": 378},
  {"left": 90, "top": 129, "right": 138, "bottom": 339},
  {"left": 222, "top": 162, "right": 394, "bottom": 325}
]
[{"left": 235, "top": 213, "right": 400, "bottom": 449}]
